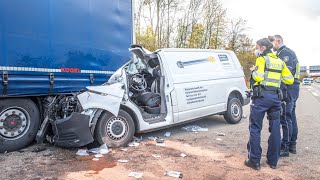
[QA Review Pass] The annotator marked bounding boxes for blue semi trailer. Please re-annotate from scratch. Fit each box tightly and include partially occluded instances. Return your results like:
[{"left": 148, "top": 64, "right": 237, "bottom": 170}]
[{"left": 0, "top": 0, "right": 134, "bottom": 152}]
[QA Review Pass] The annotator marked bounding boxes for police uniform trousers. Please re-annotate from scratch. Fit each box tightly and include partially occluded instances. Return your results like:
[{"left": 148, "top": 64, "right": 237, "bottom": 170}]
[
  {"left": 247, "top": 92, "right": 281, "bottom": 166},
  {"left": 281, "top": 83, "right": 300, "bottom": 149}
]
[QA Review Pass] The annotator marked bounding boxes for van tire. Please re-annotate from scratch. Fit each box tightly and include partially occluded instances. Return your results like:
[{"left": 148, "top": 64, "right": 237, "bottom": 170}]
[
  {"left": 0, "top": 98, "right": 40, "bottom": 152},
  {"left": 224, "top": 98, "right": 243, "bottom": 124},
  {"left": 95, "top": 109, "right": 135, "bottom": 148}
]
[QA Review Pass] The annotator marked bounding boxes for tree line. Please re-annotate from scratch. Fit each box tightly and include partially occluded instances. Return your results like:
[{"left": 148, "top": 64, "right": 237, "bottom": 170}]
[{"left": 134, "top": 0, "right": 256, "bottom": 79}]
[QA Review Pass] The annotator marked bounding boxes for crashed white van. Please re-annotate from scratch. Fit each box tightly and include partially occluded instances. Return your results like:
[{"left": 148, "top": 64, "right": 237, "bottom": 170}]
[{"left": 76, "top": 45, "right": 250, "bottom": 147}]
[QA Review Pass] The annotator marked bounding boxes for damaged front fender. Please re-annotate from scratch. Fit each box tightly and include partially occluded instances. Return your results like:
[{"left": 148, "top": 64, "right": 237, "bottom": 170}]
[{"left": 77, "top": 83, "right": 125, "bottom": 116}]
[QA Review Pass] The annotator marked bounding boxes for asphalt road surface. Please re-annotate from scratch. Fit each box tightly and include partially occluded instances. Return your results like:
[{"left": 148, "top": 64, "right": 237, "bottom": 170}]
[{"left": 1, "top": 83, "right": 320, "bottom": 180}]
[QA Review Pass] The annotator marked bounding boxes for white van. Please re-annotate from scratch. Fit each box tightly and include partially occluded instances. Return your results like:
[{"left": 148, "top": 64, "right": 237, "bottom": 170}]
[{"left": 74, "top": 46, "right": 250, "bottom": 147}]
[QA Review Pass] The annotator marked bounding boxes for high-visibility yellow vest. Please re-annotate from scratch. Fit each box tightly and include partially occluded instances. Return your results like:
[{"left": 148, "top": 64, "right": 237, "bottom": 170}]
[{"left": 252, "top": 53, "right": 294, "bottom": 88}]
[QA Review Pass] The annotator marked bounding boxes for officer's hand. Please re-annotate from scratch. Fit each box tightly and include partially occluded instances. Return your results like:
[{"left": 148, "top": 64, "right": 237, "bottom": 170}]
[{"left": 250, "top": 65, "right": 257, "bottom": 72}]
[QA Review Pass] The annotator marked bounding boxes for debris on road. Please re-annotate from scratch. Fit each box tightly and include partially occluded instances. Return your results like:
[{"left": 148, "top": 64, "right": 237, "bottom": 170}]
[
  {"left": 43, "top": 151, "right": 53, "bottom": 157},
  {"left": 76, "top": 144, "right": 109, "bottom": 156},
  {"left": 155, "top": 137, "right": 165, "bottom": 143},
  {"left": 180, "top": 153, "right": 187, "bottom": 158},
  {"left": 215, "top": 132, "right": 226, "bottom": 136},
  {"left": 128, "top": 172, "right": 143, "bottom": 179},
  {"left": 128, "top": 142, "right": 140, "bottom": 147},
  {"left": 216, "top": 138, "right": 222, "bottom": 141},
  {"left": 152, "top": 154, "right": 161, "bottom": 158},
  {"left": 164, "top": 132, "right": 171, "bottom": 137},
  {"left": 242, "top": 114, "right": 247, "bottom": 119},
  {"left": 182, "top": 125, "right": 208, "bottom": 132},
  {"left": 121, "top": 148, "right": 128, "bottom": 151},
  {"left": 156, "top": 143, "right": 166, "bottom": 147},
  {"left": 76, "top": 149, "right": 90, "bottom": 156},
  {"left": 92, "top": 158, "right": 99, "bottom": 161},
  {"left": 147, "top": 136, "right": 157, "bottom": 141},
  {"left": 133, "top": 136, "right": 142, "bottom": 143},
  {"left": 164, "top": 171, "right": 183, "bottom": 178},
  {"left": 94, "top": 154, "right": 103, "bottom": 158},
  {"left": 32, "top": 147, "right": 47, "bottom": 153},
  {"left": 117, "top": 159, "right": 129, "bottom": 163},
  {"left": 87, "top": 144, "right": 109, "bottom": 155}
]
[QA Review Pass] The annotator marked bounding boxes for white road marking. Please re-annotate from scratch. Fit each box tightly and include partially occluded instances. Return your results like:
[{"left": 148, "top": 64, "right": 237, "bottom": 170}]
[{"left": 312, "top": 92, "right": 319, "bottom": 97}]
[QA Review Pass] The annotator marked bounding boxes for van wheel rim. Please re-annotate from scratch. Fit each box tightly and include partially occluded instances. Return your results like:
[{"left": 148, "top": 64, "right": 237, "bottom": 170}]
[
  {"left": 0, "top": 107, "right": 30, "bottom": 139},
  {"left": 231, "top": 103, "right": 241, "bottom": 119},
  {"left": 106, "top": 117, "right": 128, "bottom": 141}
]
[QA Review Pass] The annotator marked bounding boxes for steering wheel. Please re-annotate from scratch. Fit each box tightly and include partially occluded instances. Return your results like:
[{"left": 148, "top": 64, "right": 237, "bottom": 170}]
[{"left": 130, "top": 74, "right": 147, "bottom": 91}]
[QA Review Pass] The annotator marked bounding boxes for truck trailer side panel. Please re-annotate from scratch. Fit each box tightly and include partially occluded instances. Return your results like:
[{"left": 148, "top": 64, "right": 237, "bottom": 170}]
[{"left": 0, "top": 0, "right": 133, "bottom": 96}]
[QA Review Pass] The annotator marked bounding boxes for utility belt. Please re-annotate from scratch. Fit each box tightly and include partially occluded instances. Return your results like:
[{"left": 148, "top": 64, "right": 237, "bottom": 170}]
[{"left": 253, "top": 85, "right": 283, "bottom": 99}]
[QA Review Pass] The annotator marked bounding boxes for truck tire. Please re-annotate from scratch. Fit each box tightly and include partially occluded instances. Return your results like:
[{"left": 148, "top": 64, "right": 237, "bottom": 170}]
[
  {"left": 0, "top": 98, "right": 40, "bottom": 152},
  {"left": 224, "top": 97, "right": 243, "bottom": 124},
  {"left": 94, "top": 109, "right": 135, "bottom": 148}
]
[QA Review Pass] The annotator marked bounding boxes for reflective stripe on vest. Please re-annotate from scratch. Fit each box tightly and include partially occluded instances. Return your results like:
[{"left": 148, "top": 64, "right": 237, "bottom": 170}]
[
  {"left": 261, "top": 56, "right": 283, "bottom": 88},
  {"left": 294, "top": 63, "right": 300, "bottom": 79}
]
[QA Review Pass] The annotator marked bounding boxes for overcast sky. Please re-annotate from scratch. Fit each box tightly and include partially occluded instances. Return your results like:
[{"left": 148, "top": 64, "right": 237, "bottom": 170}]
[{"left": 222, "top": 0, "right": 320, "bottom": 66}]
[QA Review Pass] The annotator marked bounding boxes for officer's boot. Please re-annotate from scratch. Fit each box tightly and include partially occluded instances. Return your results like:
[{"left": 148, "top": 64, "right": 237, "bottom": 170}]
[
  {"left": 289, "top": 144, "right": 297, "bottom": 154},
  {"left": 280, "top": 146, "right": 289, "bottom": 157}
]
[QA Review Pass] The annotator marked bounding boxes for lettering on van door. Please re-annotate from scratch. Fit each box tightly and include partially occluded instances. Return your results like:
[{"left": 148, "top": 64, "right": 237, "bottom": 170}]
[{"left": 184, "top": 86, "right": 208, "bottom": 104}]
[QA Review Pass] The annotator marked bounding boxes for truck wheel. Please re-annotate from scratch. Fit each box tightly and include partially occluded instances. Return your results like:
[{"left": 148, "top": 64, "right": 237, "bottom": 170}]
[
  {"left": 224, "top": 97, "right": 243, "bottom": 124},
  {"left": 0, "top": 98, "right": 40, "bottom": 152},
  {"left": 94, "top": 109, "right": 135, "bottom": 148}
]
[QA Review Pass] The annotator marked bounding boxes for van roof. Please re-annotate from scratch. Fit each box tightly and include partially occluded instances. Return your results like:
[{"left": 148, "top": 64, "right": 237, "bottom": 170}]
[{"left": 159, "top": 48, "right": 234, "bottom": 54}]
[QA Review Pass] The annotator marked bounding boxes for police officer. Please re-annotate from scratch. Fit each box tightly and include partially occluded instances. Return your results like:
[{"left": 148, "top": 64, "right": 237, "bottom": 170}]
[
  {"left": 268, "top": 35, "right": 300, "bottom": 156},
  {"left": 245, "top": 38, "right": 294, "bottom": 170}
]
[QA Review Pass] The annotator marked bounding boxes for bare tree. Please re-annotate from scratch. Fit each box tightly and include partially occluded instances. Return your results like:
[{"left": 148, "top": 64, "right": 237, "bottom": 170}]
[{"left": 226, "top": 17, "right": 247, "bottom": 53}]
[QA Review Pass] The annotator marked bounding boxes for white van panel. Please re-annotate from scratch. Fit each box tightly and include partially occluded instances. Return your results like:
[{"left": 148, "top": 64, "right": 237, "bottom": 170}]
[
  {"left": 158, "top": 49, "right": 245, "bottom": 122},
  {"left": 160, "top": 49, "right": 243, "bottom": 84}
]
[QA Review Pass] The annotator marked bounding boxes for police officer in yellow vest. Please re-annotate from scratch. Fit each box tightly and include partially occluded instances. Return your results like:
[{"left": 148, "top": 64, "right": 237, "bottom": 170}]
[{"left": 245, "top": 38, "right": 294, "bottom": 170}]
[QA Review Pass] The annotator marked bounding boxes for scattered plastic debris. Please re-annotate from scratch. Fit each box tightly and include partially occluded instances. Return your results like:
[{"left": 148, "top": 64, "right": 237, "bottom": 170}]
[
  {"left": 95, "top": 154, "right": 103, "bottom": 158},
  {"left": 43, "top": 152, "right": 53, "bottom": 157},
  {"left": 216, "top": 138, "right": 222, "bottom": 141},
  {"left": 133, "top": 136, "right": 142, "bottom": 143},
  {"left": 148, "top": 136, "right": 157, "bottom": 141},
  {"left": 32, "top": 147, "right": 47, "bottom": 153},
  {"left": 129, "top": 172, "right": 143, "bottom": 179},
  {"left": 156, "top": 143, "right": 166, "bottom": 147},
  {"left": 155, "top": 137, "right": 165, "bottom": 143},
  {"left": 180, "top": 153, "right": 187, "bottom": 158},
  {"left": 128, "top": 142, "right": 140, "bottom": 147},
  {"left": 164, "top": 171, "right": 183, "bottom": 178},
  {"left": 87, "top": 144, "right": 109, "bottom": 155},
  {"left": 182, "top": 125, "right": 208, "bottom": 132},
  {"left": 92, "top": 158, "right": 99, "bottom": 161},
  {"left": 242, "top": 114, "right": 247, "bottom": 119},
  {"left": 152, "top": 154, "right": 161, "bottom": 158},
  {"left": 118, "top": 159, "right": 129, "bottom": 163},
  {"left": 121, "top": 148, "right": 128, "bottom": 151},
  {"left": 164, "top": 132, "right": 171, "bottom": 137},
  {"left": 76, "top": 149, "right": 90, "bottom": 156},
  {"left": 215, "top": 132, "right": 226, "bottom": 136}
]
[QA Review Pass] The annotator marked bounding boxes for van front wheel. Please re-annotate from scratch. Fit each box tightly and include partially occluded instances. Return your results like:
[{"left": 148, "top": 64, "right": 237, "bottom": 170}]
[
  {"left": 224, "top": 98, "right": 243, "bottom": 124},
  {"left": 95, "top": 110, "right": 135, "bottom": 148}
]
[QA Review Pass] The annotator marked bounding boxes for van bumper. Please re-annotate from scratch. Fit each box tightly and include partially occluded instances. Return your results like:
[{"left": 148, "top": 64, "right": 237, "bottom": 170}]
[
  {"left": 243, "top": 97, "right": 251, "bottom": 106},
  {"left": 51, "top": 112, "right": 94, "bottom": 148}
]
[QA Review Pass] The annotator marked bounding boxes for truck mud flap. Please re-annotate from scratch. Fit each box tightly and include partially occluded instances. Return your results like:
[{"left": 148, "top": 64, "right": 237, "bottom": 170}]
[{"left": 51, "top": 112, "right": 94, "bottom": 148}]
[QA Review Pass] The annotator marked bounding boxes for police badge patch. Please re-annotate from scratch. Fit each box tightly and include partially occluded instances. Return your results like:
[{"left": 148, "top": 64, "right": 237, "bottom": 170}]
[{"left": 283, "top": 56, "right": 289, "bottom": 62}]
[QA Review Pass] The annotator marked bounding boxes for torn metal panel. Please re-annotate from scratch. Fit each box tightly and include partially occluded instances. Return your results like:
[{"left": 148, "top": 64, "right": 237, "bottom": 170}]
[{"left": 77, "top": 83, "right": 125, "bottom": 116}]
